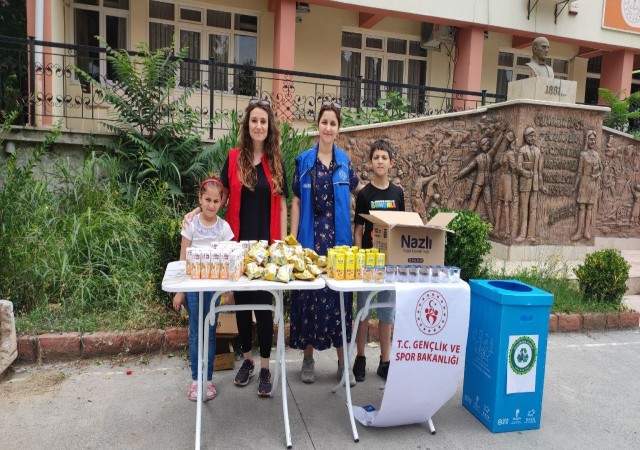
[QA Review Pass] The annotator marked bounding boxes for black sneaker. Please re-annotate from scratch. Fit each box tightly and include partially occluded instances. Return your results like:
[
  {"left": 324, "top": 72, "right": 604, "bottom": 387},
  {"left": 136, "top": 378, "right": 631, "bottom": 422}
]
[
  {"left": 353, "top": 355, "right": 366, "bottom": 382},
  {"left": 377, "top": 360, "right": 390, "bottom": 380},
  {"left": 234, "top": 359, "right": 255, "bottom": 386},
  {"left": 258, "top": 368, "right": 272, "bottom": 397}
]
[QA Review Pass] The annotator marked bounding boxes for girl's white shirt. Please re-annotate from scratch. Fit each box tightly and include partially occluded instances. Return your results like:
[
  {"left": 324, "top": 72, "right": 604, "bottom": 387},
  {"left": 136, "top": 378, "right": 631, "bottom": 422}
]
[{"left": 181, "top": 213, "right": 234, "bottom": 248}]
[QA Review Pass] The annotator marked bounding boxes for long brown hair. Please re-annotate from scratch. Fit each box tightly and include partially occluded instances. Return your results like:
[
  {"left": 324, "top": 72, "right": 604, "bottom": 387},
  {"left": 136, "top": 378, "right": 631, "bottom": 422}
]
[{"left": 237, "top": 101, "right": 284, "bottom": 194}]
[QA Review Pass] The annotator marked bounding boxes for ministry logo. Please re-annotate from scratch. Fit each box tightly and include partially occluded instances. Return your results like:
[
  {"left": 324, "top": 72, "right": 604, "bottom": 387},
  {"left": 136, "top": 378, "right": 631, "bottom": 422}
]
[{"left": 415, "top": 290, "right": 448, "bottom": 335}]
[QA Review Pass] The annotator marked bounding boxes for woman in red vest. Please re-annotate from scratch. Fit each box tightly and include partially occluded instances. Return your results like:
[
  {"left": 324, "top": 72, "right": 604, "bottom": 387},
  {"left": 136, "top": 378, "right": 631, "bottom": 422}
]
[{"left": 186, "top": 98, "right": 288, "bottom": 397}]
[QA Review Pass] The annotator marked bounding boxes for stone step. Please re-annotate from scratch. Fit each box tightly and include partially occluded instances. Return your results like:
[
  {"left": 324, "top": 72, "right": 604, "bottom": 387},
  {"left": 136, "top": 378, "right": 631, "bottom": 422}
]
[{"left": 622, "top": 250, "right": 640, "bottom": 295}]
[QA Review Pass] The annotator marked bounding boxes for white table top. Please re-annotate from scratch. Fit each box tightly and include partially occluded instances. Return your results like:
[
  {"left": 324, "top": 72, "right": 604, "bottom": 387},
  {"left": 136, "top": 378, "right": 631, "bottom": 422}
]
[
  {"left": 162, "top": 261, "right": 326, "bottom": 293},
  {"left": 323, "top": 276, "right": 395, "bottom": 292},
  {"left": 323, "top": 276, "right": 468, "bottom": 292}
]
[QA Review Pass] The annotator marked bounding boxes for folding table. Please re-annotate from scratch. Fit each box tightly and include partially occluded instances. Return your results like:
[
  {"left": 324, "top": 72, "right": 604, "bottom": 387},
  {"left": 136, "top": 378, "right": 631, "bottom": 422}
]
[{"left": 162, "top": 261, "right": 325, "bottom": 449}]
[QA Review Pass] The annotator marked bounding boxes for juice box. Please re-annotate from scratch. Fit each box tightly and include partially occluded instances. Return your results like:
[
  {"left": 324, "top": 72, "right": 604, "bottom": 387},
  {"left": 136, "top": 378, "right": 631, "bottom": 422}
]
[
  {"left": 345, "top": 252, "right": 355, "bottom": 280},
  {"left": 376, "top": 252, "right": 386, "bottom": 267},
  {"left": 365, "top": 251, "right": 377, "bottom": 268},
  {"left": 334, "top": 252, "right": 345, "bottom": 280},
  {"left": 327, "top": 250, "right": 335, "bottom": 278}
]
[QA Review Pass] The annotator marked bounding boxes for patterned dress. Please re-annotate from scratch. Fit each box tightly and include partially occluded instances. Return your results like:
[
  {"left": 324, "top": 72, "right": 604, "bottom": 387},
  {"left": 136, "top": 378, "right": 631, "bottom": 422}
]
[{"left": 289, "top": 157, "right": 358, "bottom": 351}]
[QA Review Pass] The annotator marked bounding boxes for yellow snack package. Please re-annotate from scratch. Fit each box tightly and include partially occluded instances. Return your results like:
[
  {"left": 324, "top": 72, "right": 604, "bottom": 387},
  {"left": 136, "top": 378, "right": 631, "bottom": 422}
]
[
  {"left": 263, "top": 263, "right": 278, "bottom": 281},
  {"left": 316, "top": 255, "right": 327, "bottom": 268},
  {"left": 290, "top": 255, "right": 306, "bottom": 272},
  {"left": 294, "top": 269, "right": 314, "bottom": 280},
  {"left": 327, "top": 250, "right": 335, "bottom": 278},
  {"left": 276, "top": 264, "right": 294, "bottom": 283},
  {"left": 284, "top": 234, "right": 299, "bottom": 246},
  {"left": 304, "top": 248, "right": 319, "bottom": 261},
  {"left": 307, "top": 264, "right": 323, "bottom": 277},
  {"left": 245, "top": 262, "right": 263, "bottom": 280},
  {"left": 365, "top": 251, "right": 377, "bottom": 268}
]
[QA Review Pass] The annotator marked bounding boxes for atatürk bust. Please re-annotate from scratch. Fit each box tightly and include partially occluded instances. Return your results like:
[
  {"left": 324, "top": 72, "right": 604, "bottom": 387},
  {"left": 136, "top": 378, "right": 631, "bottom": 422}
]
[{"left": 526, "top": 37, "right": 555, "bottom": 78}]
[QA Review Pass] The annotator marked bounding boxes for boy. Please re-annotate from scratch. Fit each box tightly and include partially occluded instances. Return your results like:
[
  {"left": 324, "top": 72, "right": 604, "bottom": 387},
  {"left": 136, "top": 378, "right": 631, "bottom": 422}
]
[{"left": 353, "top": 139, "right": 405, "bottom": 382}]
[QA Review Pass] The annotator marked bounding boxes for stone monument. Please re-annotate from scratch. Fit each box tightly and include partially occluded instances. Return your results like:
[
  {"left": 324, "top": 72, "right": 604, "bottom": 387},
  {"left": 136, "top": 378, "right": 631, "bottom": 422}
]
[
  {"left": 507, "top": 36, "right": 577, "bottom": 104},
  {"left": 0, "top": 300, "right": 17, "bottom": 378}
]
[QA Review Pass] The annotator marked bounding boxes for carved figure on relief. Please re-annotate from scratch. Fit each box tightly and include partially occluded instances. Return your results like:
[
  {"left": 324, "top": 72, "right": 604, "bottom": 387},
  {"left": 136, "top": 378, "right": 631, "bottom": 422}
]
[
  {"left": 412, "top": 165, "right": 438, "bottom": 222},
  {"left": 631, "top": 184, "right": 640, "bottom": 225},
  {"left": 571, "top": 130, "right": 602, "bottom": 241},
  {"left": 515, "top": 127, "right": 546, "bottom": 243},
  {"left": 453, "top": 124, "right": 506, "bottom": 225},
  {"left": 491, "top": 129, "right": 517, "bottom": 238}
]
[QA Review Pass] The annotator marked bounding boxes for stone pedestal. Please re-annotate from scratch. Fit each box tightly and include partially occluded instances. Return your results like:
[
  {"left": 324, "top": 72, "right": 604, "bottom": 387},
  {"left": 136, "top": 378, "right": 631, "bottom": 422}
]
[
  {"left": 507, "top": 77, "right": 577, "bottom": 103},
  {"left": 1, "top": 300, "right": 18, "bottom": 377}
]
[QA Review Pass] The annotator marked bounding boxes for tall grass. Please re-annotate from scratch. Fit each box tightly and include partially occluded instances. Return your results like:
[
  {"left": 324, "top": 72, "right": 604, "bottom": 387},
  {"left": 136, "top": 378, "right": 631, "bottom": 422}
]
[
  {"left": 486, "top": 259, "right": 624, "bottom": 314},
  {"left": 0, "top": 137, "right": 182, "bottom": 332}
]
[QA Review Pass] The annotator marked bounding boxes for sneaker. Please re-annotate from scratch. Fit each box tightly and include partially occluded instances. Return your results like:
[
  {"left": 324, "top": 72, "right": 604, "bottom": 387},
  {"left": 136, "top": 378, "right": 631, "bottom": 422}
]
[
  {"left": 300, "top": 357, "right": 315, "bottom": 384},
  {"left": 258, "top": 368, "right": 272, "bottom": 397},
  {"left": 337, "top": 362, "right": 356, "bottom": 387},
  {"left": 234, "top": 359, "right": 255, "bottom": 386},
  {"left": 377, "top": 360, "right": 390, "bottom": 380},
  {"left": 353, "top": 355, "right": 366, "bottom": 382}
]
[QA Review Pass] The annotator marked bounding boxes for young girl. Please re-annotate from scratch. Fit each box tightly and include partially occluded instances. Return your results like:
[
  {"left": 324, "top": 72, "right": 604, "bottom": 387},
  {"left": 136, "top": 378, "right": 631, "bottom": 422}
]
[
  {"left": 173, "top": 176, "right": 234, "bottom": 401},
  {"left": 289, "top": 101, "right": 359, "bottom": 385}
]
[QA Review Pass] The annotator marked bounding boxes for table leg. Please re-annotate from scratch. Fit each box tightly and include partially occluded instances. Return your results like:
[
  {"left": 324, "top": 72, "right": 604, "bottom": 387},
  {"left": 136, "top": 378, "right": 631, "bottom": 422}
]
[
  {"left": 272, "top": 291, "right": 292, "bottom": 449},
  {"left": 195, "top": 291, "right": 204, "bottom": 450},
  {"left": 337, "top": 291, "right": 359, "bottom": 442},
  {"left": 428, "top": 418, "right": 436, "bottom": 435}
]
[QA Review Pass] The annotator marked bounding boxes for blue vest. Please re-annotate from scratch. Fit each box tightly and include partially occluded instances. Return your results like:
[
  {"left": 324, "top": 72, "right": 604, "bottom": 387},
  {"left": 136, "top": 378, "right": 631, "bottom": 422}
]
[{"left": 296, "top": 144, "right": 353, "bottom": 250}]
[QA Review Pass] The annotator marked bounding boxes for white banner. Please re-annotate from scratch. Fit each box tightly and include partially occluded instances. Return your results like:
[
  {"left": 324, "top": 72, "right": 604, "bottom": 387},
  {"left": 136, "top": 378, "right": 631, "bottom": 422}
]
[
  {"left": 353, "top": 282, "right": 470, "bottom": 427},
  {"left": 506, "top": 335, "right": 539, "bottom": 394}
]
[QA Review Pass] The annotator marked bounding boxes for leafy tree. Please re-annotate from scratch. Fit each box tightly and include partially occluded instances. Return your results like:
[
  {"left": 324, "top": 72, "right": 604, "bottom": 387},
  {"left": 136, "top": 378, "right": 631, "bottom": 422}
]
[
  {"left": 75, "top": 38, "right": 218, "bottom": 204},
  {"left": 598, "top": 88, "right": 640, "bottom": 136}
]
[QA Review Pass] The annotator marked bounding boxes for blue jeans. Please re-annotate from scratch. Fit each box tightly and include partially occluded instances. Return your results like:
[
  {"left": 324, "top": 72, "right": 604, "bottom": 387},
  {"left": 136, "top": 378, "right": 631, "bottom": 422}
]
[
  {"left": 186, "top": 291, "right": 220, "bottom": 381},
  {"left": 356, "top": 290, "right": 395, "bottom": 324}
]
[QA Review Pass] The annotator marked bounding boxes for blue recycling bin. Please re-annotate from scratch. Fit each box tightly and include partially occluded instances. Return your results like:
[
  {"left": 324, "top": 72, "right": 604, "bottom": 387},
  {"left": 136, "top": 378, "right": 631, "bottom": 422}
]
[{"left": 462, "top": 279, "right": 553, "bottom": 433}]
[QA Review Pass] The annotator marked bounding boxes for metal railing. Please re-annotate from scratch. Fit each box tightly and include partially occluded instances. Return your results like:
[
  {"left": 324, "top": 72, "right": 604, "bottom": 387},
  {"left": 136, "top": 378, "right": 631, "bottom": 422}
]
[{"left": 0, "top": 36, "right": 506, "bottom": 138}]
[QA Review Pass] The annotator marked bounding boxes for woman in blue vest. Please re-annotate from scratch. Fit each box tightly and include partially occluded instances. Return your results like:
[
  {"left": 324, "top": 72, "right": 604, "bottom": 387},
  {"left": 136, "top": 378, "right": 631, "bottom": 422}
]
[{"left": 289, "top": 101, "right": 359, "bottom": 386}]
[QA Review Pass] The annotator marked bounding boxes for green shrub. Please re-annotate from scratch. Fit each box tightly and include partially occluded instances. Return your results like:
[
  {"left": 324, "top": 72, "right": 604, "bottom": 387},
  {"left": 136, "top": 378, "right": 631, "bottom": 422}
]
[
  {"left": 573, "top": 249, "right": 630, "bottom": 305},
  {"left": 430, "top": 208, "right": 492, "bottom": 281}
]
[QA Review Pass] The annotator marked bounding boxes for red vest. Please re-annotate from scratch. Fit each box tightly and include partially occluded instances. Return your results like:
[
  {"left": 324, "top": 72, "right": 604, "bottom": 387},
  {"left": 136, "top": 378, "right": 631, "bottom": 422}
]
[{"left": 226, "top": 148, "right": 282, "bottom": 243}]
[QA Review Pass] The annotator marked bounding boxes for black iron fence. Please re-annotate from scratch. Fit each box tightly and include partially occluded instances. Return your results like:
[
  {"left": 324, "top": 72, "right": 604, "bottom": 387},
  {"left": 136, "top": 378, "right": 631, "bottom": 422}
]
[{"left": 0, "top": 36, "right": 505, "bottom": 138}]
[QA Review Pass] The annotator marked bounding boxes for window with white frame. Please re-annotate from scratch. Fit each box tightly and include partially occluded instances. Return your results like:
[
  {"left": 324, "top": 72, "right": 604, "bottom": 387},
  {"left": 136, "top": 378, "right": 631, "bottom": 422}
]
[
  {"left": 495, "top": 50, "right": 569, "bottom": 100},
  {"left": 148, "top": 1, "right": 258, "bottom": 93},
  {"left": 340, "top": 30, "right": 427, "bottom": 112},
  {"left": 73, "top": 0, "right": 129, "bottom": 83}
]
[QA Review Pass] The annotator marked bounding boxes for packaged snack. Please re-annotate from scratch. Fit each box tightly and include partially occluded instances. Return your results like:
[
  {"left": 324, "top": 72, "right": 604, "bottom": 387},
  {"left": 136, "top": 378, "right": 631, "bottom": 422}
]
[
  {"left": 283, "top": 245, "right": 296, "bottom": 261},
  {"left": 304, "top": 248, "right": 319, "bottom": 261},
  {"left": 284, "top": 234, "right": 299, "bottom": 246},
  {"left": 203, "top": 249, "right": 212, "bottom": 279},
  {"left": 294, "top": 269, "right": 314, "bottom": 281},
  {"left": 276, "top": 264, "right": 294, "bottom": 283},
  {"left": 244, "top": 262, "right": 262, "bottom": 280},
  {"left": 316, "top": 255, "right": 327, "bottom": 268},
  {"left": 307, "top": 264, "right": 323, "bottom": 277},
  {"left": 220, "top": 252, "right": 229, "bottom": 279},
  {"left": 290, "top": 255, "right": 306, "bottom": 272},
  {"left": 263, "top": 263, "right": 278, "bottom": 281},
  {"left": 229, "top": 251, "right": 241, "bottom": 281}
]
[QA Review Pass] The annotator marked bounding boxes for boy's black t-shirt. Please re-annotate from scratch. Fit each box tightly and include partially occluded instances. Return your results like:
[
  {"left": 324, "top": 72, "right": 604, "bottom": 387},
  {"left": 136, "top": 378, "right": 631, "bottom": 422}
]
[{"left": 354, "top": 182, "right": 405, "bottom": 249}]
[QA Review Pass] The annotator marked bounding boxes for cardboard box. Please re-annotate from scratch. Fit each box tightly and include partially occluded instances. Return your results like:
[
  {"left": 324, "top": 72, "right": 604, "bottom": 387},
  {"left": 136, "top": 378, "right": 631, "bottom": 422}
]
[
  {"left": 359, "top": 211, "right": 457, "bottom": 266},
  {"left": 216, "top": 312, "right": 238, "bottom": 338},
  {"left": 214, "top": 338, "right": 236, "bottom": 371}
]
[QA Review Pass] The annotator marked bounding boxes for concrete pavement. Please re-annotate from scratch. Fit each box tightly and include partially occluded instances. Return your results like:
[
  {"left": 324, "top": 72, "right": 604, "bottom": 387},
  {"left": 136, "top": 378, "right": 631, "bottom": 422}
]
[{"left": 2, "top": 329, "right": 640, "bottom": 450}]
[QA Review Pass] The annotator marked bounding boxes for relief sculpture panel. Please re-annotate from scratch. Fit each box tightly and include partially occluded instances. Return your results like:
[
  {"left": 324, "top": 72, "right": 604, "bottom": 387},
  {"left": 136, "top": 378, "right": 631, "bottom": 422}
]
[{"left": 338, "top": 102, "right": 640, "bottom": 246}]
